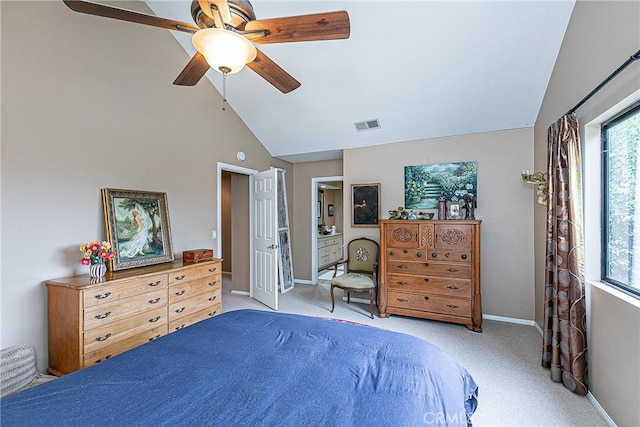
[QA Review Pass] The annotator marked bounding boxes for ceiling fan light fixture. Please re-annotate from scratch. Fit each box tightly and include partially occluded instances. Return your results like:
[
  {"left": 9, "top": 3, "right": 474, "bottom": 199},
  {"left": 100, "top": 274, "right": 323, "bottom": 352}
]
[{"left": 192, "top": 28, "right": 257, "bottom": 74}]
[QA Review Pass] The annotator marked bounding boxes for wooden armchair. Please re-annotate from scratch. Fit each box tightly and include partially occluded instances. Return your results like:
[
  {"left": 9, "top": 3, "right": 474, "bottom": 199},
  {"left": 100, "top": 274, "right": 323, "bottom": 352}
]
[{"left": 329, "top": 237, "right": 379, "bottom": 318}]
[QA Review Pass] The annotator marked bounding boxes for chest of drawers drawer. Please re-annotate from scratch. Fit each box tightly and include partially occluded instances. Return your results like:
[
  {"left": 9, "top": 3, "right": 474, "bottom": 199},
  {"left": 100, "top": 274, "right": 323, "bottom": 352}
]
[
  {"left": 169, "top": 303, "right": 221, "bottom": 332},
  {"left": 84, "top": 288, "right": 167, "bottom": 330},
  {"left": 386, "top": 273, "right": 471, "bottom": 297},
  {"left": 169, "top": 289, "right": 221, "bottom": 321},
  {"left": 169, "top": 274, "right": 221, "bottom": 303},
  {"left": 387, "top": 290, "right": 471, "bottom": 317},
  {"left": 386, "top": 260, "right": 471, "bottom": 278},
  {"left": 83, "top": 273, "right": 168, "bottom": 308},
  {"left": 83, "top": 324, "right": 167, "bottom": 367}
]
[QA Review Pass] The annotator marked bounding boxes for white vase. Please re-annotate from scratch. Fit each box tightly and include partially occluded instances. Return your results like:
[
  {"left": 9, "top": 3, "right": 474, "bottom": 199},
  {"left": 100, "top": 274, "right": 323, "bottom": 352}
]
[{"left": 89, "top": 263, "right": 106, "bottom": 279}]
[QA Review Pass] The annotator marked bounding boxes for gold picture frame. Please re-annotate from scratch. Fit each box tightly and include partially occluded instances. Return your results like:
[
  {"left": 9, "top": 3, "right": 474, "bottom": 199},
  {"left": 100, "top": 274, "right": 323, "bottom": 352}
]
[
  {"left": 446, "top": 201, "right": 464, "bottom": 220},
  {"left": 102, "top": 188, "right": 174, "bottom": 271}
]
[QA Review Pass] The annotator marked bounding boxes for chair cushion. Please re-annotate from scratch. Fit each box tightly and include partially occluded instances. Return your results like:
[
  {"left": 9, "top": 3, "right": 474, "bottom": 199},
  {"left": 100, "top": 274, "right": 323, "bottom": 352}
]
[{"left": 331, "top": 273, "right": 374, "bottom": 289}]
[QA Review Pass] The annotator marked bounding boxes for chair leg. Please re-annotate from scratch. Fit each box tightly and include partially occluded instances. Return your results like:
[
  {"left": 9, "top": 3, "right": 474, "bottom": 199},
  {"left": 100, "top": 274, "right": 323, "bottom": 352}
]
[
  {"left": 368, "top": 289, "right": 374, "bottom": 319},
  {"left": 330, "top": 284, "right": 336, "bottom": 313},
  {"left": 347, "top": 291, "right": 350, "bottom": 304}
]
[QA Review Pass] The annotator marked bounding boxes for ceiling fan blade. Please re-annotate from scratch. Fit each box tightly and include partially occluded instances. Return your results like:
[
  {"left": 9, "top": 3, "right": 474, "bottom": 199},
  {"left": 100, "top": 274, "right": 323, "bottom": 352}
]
[
  {"left": 63, "top": 0, "right": 199, "bottom": 34},
  {"left": 173, "top": 53, "right": 210, "bottom": 86},
  {"left": 244, "top": 11, "right": 350, "bottom": 44},
  {"left": 246, "top": 49, "right": 301, "bottom": 94}
]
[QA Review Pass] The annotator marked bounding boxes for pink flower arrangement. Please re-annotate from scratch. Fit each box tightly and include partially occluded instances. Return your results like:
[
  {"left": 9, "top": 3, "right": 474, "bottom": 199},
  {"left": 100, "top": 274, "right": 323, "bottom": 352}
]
[{"left": 80, "top": 241, "right": 115, "bottom": 265}]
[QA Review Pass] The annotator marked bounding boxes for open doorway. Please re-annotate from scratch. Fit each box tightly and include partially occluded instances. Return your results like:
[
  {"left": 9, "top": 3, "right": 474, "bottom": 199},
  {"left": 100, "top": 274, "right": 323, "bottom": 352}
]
[
  {"left": 311, "top": 176, "right": 344, "bottom": 284},
  {"left": 217, "top": 163, "right": 257, "bottom": 295}
]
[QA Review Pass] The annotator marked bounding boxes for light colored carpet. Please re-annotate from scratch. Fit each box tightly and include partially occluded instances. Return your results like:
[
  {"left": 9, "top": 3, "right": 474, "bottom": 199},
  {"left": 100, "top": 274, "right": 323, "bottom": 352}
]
[{"left": 222, "top": 280, "right": 607, "bottom": 427}]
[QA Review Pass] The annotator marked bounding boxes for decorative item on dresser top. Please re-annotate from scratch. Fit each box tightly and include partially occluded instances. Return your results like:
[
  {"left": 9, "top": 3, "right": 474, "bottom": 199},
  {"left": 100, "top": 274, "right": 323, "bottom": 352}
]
[
  {"left": 46, "top": 258, "right": 222, "bottom": 375},
  {"left": 379, "top": 220, "right": 482, "bottom": 332}
]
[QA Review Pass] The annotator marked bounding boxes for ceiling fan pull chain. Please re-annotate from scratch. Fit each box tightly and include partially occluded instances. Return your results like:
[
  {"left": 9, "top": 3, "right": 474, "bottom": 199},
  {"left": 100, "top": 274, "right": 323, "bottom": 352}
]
[{"left": 220, "top": 67, "right": 230, "bottom": 111}]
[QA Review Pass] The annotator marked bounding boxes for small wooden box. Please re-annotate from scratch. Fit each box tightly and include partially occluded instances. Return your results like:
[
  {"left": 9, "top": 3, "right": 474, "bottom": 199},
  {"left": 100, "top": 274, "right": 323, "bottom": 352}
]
[{"left": 182, "top": 249, "right": 214, "bottom": 263}]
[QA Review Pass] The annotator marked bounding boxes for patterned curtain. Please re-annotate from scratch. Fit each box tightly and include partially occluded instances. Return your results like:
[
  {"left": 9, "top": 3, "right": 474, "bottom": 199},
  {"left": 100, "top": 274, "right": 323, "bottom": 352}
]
[{"left": 541, "top": 113, "right": 588, "bottom": 396}]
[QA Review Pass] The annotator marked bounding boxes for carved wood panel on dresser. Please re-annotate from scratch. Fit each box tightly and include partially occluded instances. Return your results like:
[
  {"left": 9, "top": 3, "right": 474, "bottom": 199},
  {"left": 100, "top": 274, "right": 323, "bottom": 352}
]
[
  {"left": 46, "top": 259, "right": 222, "bottom": 375},
  {"left": 378, "top": 220, "right": 482, "bottom": 332}
]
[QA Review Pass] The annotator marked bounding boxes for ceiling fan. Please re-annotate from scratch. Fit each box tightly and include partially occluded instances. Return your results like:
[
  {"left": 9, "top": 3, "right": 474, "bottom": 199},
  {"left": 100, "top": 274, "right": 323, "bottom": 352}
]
[{"left": 63, "top": 0, "right": 350, "bottom": 93}]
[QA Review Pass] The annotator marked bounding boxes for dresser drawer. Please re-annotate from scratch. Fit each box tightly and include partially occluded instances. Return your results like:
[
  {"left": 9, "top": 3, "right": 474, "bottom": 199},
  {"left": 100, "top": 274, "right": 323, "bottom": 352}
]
[
  {"left": 83, "top": 273, "right": 168, "bottom": 308},
  {"left": 84, "top": 288, "right": 167, "bottom": 330},
  {"left": 434, "top": 224, "right": 472, "bottom": 250},
  {"left": 387, "top": 248, "right": 471, "bottom": 264},
  {"left": 168, "top": 290, "right": 221, "bottom": 321},
  {"left": 169, "top": 275, "right": 221, "bottom": 303},
  {"left": 83, "top": 306, "right": 167, "bottom": 353},
  {"left": 83, "top": 324, "right": 167, "bottom": 367},
  {"left": 169, "top": 304, "right": 221, "bottom": 332},
  {"left": 169, "top": 262, "right": 220, "bottom": 285},
  {"left": 386, "top": 274, "right": 472, "bottom": 297},
  {"left": 386, "top": 260, "right": 471, "bottom": 278},
  {"left": 387, "top": 291, "right": 471, "bottom": 316}
]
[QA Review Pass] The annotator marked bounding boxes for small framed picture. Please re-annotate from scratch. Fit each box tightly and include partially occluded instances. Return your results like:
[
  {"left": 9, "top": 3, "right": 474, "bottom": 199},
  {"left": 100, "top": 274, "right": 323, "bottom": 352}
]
[
  {"left": 352, "top": 183, "right": 380, "bottom": 227},
  {"left": 327, "top": 204, "right": 334, "bottom": 217},
  {"left": 446, "top": 201, "right": 463, "bottom": 220}
]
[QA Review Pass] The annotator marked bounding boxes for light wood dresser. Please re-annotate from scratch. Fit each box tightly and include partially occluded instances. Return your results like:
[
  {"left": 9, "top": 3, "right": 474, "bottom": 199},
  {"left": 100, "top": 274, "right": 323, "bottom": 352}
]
[
  {"left": 46, "top": 259, "right": 222, "bottom": 375},
  {"left": 378, "top": 220, "right": 482, "bottom": 332}
]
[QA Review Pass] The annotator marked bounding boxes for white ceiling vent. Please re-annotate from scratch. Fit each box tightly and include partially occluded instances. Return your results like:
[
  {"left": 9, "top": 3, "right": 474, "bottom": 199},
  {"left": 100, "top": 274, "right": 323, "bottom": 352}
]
[{"left": 354, "top": 118, "right": 381, "bottom": 132}]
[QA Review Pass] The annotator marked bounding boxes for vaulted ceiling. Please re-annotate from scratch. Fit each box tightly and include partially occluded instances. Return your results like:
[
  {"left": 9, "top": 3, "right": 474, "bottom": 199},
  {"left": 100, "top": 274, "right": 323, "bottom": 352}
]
[{"left": 145, "top": 0, "right": 576, "bottom": 163}]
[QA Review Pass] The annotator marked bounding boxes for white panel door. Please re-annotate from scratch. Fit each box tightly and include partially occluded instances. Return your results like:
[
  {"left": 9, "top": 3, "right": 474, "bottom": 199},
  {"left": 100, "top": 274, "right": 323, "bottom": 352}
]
[{"left": 251, "top": 169, "right": 278, "bottom": 310}]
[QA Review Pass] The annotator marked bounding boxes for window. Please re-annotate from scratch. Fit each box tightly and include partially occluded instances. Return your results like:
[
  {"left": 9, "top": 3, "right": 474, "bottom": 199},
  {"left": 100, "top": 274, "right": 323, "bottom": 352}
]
[{"left": 602, "top": 101, "right": 640, "bottom": 297}]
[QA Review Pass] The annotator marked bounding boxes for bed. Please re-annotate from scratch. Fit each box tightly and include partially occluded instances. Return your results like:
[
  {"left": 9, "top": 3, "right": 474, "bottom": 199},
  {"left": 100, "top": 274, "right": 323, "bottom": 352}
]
[{"left": 1, "top": 309, "right": 478, "bottom": 426}]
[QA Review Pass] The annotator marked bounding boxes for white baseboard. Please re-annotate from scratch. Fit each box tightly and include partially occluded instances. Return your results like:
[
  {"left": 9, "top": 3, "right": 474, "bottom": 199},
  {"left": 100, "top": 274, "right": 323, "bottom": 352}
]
[
  {"left": 587, "top": 392, "right": 616, "bottom": 427},
  {"left": 482, "top": 314, "right": 537, "bottom": 327},
  {"left": 230, "top": 290, "right": 249, "bottom": 296}
]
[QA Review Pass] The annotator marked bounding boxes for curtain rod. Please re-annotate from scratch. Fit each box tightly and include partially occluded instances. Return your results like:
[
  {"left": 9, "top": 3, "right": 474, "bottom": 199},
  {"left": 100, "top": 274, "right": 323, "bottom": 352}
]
[{"left": 566, "top": 48, "right": 640, "bottom": 115}]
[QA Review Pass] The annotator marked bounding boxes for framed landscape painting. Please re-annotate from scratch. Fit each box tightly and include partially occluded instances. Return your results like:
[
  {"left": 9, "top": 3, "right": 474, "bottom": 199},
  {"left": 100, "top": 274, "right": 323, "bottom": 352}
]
[
  {"left": 351, "top": 183, "right": 380, "bottom": 227},
  {"left": 102, "top": 188, "right": 174, "bottom": 271},
  {"left": 404, "top": 161, "right": 478, "bottom": 209}
]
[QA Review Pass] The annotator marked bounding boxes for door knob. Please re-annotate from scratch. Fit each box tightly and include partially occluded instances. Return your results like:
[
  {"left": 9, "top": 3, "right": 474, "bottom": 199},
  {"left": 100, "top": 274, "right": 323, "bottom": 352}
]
[{"left": 268, "top": 244, "right": 279, "bottom": 249}]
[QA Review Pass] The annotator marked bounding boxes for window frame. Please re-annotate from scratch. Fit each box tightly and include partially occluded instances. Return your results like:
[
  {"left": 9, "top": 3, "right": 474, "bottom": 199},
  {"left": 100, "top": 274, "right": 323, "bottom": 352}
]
[{"left": 600, "top": 100, "right": 640, "bottom": 298}]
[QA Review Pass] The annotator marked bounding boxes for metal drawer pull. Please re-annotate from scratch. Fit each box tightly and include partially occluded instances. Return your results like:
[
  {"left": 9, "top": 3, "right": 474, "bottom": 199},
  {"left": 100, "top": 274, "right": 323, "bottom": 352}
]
[
  {"left": 416, "top": 252, "right": 422, "bottom": 258},
  {"left": 175, "top": 324, "right": 185, "bottom": 331},
  {"left": 175, "top": 290, "right": 185, "bottom": 296},
  {"left": 208, "top": 296, "right": 217, "bottom": 302},
  {"left": 175, "top": 307, "right": 185, "bottom": 313},
  {"left": 148, "top": 335, "right": 161, "bottom": 341},
  {"left": 447, "top": 268, "right": 459, "bottom": 272},
  {"left": 390, "top": 250, "right": 395, "bottom": 256},
  {"left": 431, "top": 252, "right": 437, "bottom": 258},
  {"left": 445, "top": 252, "right": 450, "bottom": 257},
  {"left": 403, "top": 249, "right": 408, "bottom": 254},
  {"left": 208, "top": 267, "right": 217, "bottom": 273},
  {"left": 94, "top": 292, "right": 111, "bottom": 300},
  {"left": 208, "top": 281, "right": 217, "bottom": 287},
  {"left": 209, "top": 311, "right": 218, "bottom": 316},
  {"left": 461, "top": 254, "right": 468, "bottom": 260},
  {"left": 446, "top": 285, "right": 460, "bottom": 290},
  {"left": 95, "top": 333, "right": 111, "bottom": 342},
  {"left": 397, "top": 281, "right": 408, "bottom": 285},
  {"left": 397, "top": 265, "right": 408, "bottom": 269},
  {"left": 174, "top": 275, "right": 186, "bottom": 281},
  {"left": 396, "top": 298, "right": 409, "bottom": 302},
  {"left": 149, "top": 316, "right": 161, "bottom": 323},
  {"left": 423, "top": 278, "right": 430, "bottom": 283},
  {"left": 148, "top": 280, "right": 161, "bottom": 287},
  {"left": 95, "top": 355, "right": 111, "bottom": 363},
  {"left": 94, "top": 311, "right": 111, "bottom": 320},
  {"left": 424, "top": 296, "right": 430, "bottom": 301},
  {"left": 423, "top": 263, "right": 430, "bottom": 267},
  {"left": 446, "top": 304, "right": 459, "bottom": 309},
  {"left": 148, "top": 298, "right": 161, "bottom": 304}
]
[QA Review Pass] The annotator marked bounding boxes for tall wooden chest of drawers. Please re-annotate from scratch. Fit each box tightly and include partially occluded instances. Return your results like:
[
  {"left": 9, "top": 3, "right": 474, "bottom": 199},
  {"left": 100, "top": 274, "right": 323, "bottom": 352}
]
[
  {"left": 46, "top": 259, "right": 222, "bottom": 375},
  {"left": 379, "top": 220, "right": 482, "bottom": 332}
]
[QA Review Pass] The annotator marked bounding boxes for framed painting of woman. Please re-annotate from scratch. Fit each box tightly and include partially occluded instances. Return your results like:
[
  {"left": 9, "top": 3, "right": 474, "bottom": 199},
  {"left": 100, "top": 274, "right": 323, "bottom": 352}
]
[{"left": 101, "top": 188, "right": 174, "bottom": 271}]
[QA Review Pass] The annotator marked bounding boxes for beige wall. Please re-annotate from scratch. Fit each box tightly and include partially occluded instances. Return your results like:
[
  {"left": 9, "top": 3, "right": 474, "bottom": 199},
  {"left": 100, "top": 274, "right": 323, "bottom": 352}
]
[
  {"left": 221, "top": 171, "right": 232, "bottom": 272},
  {"left": 533, "top": 1, "right": 640, "bottom": 424},
  {"left": 343, "top": 128, "right": 536, "bottom": 319},
  {"left": 0, "top": 1, "right": 291, "bottom": 370},
  {"left": 230, "top": 173, "right": 250, "bottom": 292},
  {"left": 292, "top": 160, "right": 343, "bottom": 280}
]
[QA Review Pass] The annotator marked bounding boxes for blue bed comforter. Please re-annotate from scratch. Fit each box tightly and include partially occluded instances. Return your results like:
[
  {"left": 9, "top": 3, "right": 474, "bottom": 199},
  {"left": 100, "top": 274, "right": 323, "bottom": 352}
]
[{"left": 1, "top": 309, "right": 478, "bottom": 426}]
